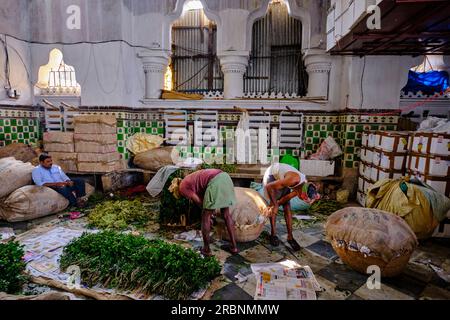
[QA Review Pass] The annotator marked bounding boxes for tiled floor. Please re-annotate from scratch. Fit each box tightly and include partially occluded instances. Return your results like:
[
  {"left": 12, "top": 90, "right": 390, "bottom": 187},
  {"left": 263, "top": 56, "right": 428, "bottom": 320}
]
[
  {"left": 2, "top": 211, "right": 449, "bottom": 300},
  {"left": 200, "top": 216, "right": 450, "bottom": 300}
]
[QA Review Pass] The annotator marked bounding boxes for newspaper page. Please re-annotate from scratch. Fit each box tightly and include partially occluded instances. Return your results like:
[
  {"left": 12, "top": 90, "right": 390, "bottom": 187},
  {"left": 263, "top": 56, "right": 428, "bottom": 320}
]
[{"left": 252, "top": 261, "right": 321, "bottom": 300}]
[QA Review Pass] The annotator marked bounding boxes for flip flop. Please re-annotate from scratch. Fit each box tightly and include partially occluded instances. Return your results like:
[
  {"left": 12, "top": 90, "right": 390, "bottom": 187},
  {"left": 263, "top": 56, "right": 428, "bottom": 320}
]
[
  {"left": 270, "top": 235, "right": 280, "bottom": 247},
  {"left": 287, "top": 239, "right": 301, "bottom": 252},
  {"left": 221, "top": 245, "right": 239, "bottom": 255},
  {"left": 200, "top": 248, "right": 213, "bottom": 257}
]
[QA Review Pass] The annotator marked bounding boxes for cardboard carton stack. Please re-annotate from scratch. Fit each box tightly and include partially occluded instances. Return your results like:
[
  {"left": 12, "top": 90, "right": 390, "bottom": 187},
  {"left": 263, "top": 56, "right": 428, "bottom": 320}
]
[
  {"left": 43, "top": 131, "right": 78, "bottom": 172},
  {"left": 73, "top": 115, "right": 122, "bottom": 173}
]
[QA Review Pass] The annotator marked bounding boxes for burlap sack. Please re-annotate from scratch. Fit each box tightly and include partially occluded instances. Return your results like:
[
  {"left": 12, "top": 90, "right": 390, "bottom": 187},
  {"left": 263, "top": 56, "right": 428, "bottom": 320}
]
[
  {"left": 75, "top": 143, "right": 117, "bottom": 154},
  {"left": 44, "top": 143, "right": 75, "bottom": 153},
  {"left": 74, "top": 115, "right": 117, "bottom": 134},
  {"left": 215, "top": 188, "right": 268, "bottom": 243},
  {"left": 133, "top": 147, "right": 178, "bottom": 171},
  {"left": 0, "top": 183, "right": 95, "bottom": 222},
  {"left": 74, "top": 134, "right": 117, "bottom": 144},
  {"left": 49, "top": 152, "right": 78, "bottom": 172},
  {"left": 0, "top": 158, "right": 34, "bottom": 198},
  {"left": 43, "top": 132, "right": 74, "bottom": 144},
  {"left": 0, "top": 143, "right": 37, "bottom": 163},
  {"left": 77, "top": 161, "right": 123, "bottom": 173},
  {"left": 326, "top": 207, "right": 418, "bottom": 277},
  {"left": 77, "top": 152, "right": 121, "bottom": 163}
]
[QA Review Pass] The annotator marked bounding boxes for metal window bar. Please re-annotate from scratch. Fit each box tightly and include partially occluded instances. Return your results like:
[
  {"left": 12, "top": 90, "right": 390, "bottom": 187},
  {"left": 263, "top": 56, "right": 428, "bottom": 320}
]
[
  {"left": 164, "top": 110, "right": 188, "bottom": 146},
  {"left": 194, "top": 110, "right": 218, "bottom": 147},
  {"left": 279, "top": 111, "right": 304, "bottom": 149}
]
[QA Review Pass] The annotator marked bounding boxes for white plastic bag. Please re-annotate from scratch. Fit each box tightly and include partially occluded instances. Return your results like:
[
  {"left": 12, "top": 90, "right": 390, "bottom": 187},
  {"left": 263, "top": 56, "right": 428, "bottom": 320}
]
[{"left": 309, "top": 136, "right": 343, "bottom": 160}]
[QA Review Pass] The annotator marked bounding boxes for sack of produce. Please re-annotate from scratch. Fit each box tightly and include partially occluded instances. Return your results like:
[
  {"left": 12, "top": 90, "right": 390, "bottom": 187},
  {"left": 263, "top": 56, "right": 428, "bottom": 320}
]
[
  {"left": 215, "top": 188, "right": 268, "bottom": 243},
  {"left": 0, "top": 183, "right": 95, "bottom": 222},
  {"left": 0, "top": 158, "right": 34, "bottom": 199},
  {"left": 326, "top": 207, "right": 418, "bottom": 277},
  {"left": 0, "top": 143, "right": 37, "bottom": 163},
  {"left": 366, "top": 178, "right": 443, "bottom": 239},
  {"left": 126, "top": 133, "right": 164, "bottom": 155},
  {"left": 73, "top": 115, "right": 116, "bottom": 134},
  {"left": 133, "top": 147, "right": 179, "bottom": 171}
]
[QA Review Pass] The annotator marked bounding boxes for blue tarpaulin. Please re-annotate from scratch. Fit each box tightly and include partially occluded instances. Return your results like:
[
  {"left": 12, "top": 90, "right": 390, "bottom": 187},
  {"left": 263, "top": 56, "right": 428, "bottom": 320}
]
[{"left": 402, "top": 70, "right": 449, "bottom": 95}]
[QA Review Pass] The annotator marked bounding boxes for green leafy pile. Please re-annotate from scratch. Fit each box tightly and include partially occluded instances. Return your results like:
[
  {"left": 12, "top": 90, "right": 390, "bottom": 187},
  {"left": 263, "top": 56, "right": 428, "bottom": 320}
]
[
  {"left": 0, "top": 241, "right": 27, "bottom": 294},
  {"left": 160, "top": 169, "right": 201, "bottom": 226},
  {"left": 200, "top": 162, "right": 237, "bottom": 173},
  {"left": 306, "top": 200, "right": 343, "bottom": 216},
  {"left": 88, "top": 199, "right": 152, "bottom": 230},
  {"left": 60, "top": 231, "right": 221, "bottom": 299}
]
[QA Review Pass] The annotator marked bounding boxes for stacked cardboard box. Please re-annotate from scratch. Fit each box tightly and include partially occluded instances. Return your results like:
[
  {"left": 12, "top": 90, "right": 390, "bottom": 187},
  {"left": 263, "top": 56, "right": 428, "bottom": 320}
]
[
  {"left": 357, "top": 130, "right": 410, "bottom": 206},
  {"left": 43, "top": 132, "right": 78, "bottom": 172},
  {"left": 73, "top": 115, "right": 122, "bottom": 173}
]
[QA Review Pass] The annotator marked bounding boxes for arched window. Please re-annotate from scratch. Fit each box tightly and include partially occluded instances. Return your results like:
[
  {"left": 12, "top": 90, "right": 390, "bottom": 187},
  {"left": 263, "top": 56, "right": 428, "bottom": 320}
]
[
  {"left": 402, "top": 55, "right": 449, "bottom": 95},
  {"left": 35, "top": 49, "right": 81, "bottom": 96},
  {"left": 245, "top": 0, "right": 307, "bottom": 96},
  {"left": 171, "top": 0, "right": 222, "bottom": 93}
]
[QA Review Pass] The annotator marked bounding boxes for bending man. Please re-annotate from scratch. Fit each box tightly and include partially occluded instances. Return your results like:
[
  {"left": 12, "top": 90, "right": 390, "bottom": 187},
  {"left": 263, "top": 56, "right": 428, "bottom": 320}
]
[
  {"left": 263, "top": 163, "right": 320, "bottom": 251},
  {"left": 174, "top": 169, "right": 238, "bottom": 257}
]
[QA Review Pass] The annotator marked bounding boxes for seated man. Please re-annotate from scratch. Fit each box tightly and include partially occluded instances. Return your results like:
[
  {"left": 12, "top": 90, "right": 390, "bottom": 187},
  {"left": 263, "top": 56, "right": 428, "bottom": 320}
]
[
  {"left": 32, "top": 153, "right": 86, "bottom": 208},
  {"left": 264, "top": 163, "right": 320, "bottom": 251},
  {"left": 171, "top": 169, "right": 238, "bottom": 257}
]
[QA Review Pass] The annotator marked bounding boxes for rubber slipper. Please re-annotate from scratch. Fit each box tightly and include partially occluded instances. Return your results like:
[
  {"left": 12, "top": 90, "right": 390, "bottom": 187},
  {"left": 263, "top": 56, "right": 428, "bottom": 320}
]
[
  {"left": 221, "top": 245, "right": 239, "bottom": 255},
  {"left": 200, "top": 248, "right": 213, "bottom": 257},
  {"left": 287, "top": 239, "right": 301, "bottom": 252},
  {"left": 270, "top": 235, "right": 280, "bottom": 247}
]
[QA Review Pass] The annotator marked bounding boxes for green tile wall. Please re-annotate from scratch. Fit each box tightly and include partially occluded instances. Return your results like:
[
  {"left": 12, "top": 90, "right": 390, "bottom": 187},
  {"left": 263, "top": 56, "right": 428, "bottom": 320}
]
[{"left": 0, "top": 118, "right": 40, "bottom": 148}]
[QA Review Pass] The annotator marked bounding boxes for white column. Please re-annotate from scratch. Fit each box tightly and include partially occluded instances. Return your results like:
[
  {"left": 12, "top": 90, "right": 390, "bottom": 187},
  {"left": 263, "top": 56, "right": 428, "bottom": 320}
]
[
  {"left": 218, "top": 52, "right": 249, "bottom": 99},
  {"left": 304, "top": 49, "right": 332, "bottom": 99},
  {"left": 138, "top": 50, "right": 170, "bottom": 100}
]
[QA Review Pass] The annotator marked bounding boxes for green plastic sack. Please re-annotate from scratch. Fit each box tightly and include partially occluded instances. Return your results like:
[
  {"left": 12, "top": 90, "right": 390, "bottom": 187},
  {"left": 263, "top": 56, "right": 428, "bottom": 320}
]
[{"left": 280, "top": 155, "right": 299, "bottom": 170}]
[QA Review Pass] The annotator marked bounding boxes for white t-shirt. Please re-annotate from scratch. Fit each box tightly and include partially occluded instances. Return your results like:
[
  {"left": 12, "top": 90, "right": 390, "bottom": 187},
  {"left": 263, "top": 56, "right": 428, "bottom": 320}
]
[{"left": 268, "top": 163, "right": 307, "bottom": 188}]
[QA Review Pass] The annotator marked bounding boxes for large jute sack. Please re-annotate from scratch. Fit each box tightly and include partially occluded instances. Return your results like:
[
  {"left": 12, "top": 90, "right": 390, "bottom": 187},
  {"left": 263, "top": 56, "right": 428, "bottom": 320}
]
[
  {"left": 77, "top": 152, "right": 121, "bottom": 163},
  {"left": 44, "top": 143, "right": 75, "bottom": 153},
  {"left": 0, "top": 183, "right": 95, "bottom": 222},
  {"left": 126, "top": 133, "right": 164, "bottom": 155},
  {"left": 0, "top": 158, "right": 34, "bottom": 198},
  {"left": 77, "top": 161, "right": 123, "bottom": 173},
  {"left": 74, "top": 133, "right": 117, "bottom": 144},
  {"left": 215, "top": 188, "right": 268, "bottom": 243},
  {"left": 75, "top": 143, "right": 117, "bottom": 154},
  {"left": 43, "top": 132, "right": 74, "bottom": 144},
  {"left": 133, "top": 147, "right": 179, "bottom": 171},
  {"left": 326, "top": 207, "right": 418, "bottom": 277},
  {"left": 73, "top": 115, "right": 116, "bottom": 134},
  {"left": 0, "top": 143, "right": 37, "bottom": 163},
  {"left": 49, "top": 152, "right": 78, "bottom": 172},
  {"left": 366, "top": 179, "right": 438, "bottom": 239}
]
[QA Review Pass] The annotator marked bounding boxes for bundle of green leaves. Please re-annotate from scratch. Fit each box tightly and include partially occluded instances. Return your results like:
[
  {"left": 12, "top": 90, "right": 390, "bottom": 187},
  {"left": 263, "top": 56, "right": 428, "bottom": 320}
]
[
  {"left": 0, "top": 241, "right": 27, "bottom": 294},
  {"left": 159, "top": 169, "right": 201, "bottom": 226},
  {"left": 87, "top": 199, "right": 152, "bottom": 230},
  {"left": 200, "top": 162, "right": 237, "bottom": 173},
  {"left": 60, "top": 231, "right": 221, "bottom": 299}
]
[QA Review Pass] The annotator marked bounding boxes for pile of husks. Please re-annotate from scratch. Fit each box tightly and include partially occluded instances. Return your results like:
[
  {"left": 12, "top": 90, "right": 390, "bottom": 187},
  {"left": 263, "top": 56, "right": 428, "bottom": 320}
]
[
  {"left": 0, "top": 241, "right": 27, "bottom": 294},
  {"left": 88, "top": 199, "right": 153, "bottom": 230},
  {"left": 60, "top": 231, "right": 221, "bottom": 299}
]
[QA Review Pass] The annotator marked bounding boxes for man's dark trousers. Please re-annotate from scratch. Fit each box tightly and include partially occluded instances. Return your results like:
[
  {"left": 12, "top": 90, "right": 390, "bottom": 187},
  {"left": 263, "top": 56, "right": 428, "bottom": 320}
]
[{"left": 52, "top": 178, "right": 86, "bottom": 207}]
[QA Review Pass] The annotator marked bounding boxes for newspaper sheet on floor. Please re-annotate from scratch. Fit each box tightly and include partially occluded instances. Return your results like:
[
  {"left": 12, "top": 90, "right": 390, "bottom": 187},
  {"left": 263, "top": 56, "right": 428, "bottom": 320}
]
[
  {"left": 18, "top": 226, "right": 207, "bottom": 300},
  {"left": 251, "top": 260, "right": 321, "bottom": 300}
]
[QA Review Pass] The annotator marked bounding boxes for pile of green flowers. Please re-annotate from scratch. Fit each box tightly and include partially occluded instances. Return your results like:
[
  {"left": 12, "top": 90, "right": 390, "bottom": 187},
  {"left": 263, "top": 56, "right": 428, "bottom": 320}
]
[
  {"left": 87, "top": 199, "right": 152, "bottom": 230},
  {"left": 60, "top": 231, "right": 221, "bottom": 299},
  {"left": 0, "top": 241, "right": 27, "bottom": 294}
]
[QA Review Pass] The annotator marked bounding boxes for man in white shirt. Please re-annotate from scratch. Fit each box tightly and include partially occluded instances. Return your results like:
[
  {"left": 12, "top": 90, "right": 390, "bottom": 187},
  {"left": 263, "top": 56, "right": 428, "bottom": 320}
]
[
  {"left": 263, "top": 163, "right": 321, "bottom": 251},
  {"left": 32, "top": 153, "right": 86, "bottom": 208}
]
